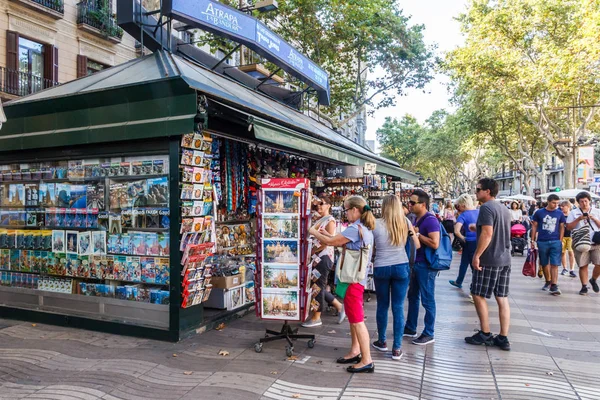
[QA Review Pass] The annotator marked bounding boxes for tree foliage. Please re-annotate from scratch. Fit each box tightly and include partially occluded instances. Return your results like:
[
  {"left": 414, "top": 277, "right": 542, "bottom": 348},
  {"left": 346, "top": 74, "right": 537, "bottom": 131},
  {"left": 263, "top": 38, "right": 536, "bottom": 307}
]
[{"left": 444, "top": 0, "right": 600, "bottom": 189}]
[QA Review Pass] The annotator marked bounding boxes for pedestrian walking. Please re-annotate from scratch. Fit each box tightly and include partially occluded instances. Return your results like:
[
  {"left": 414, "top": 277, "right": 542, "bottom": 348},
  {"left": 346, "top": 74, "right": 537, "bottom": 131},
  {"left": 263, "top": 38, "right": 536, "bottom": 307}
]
[
  {"left": 530, "top": 194, "right": 565, "bottom": 295},
  {"left": 465, "top": 178, "right": 512, "bottom": 351},
  {"left": 309, "top": 195, "right": 375, "bottom": 373},
  {"left": 510, "top": 202, "right": 522, "bottom": 225},
  {"left": 560, "top": 200, "right": 577, "bottom": 278},
  {"left": 371, "top": 195, "right": 420, "bottom": 361},
  {"left": 302, "top": 194, "right": 344, "bottom": 328},
  {"left": 449, "top": 194, "right": 479, "bottom": 289},
  {"left": 565, "top": 192, "right": 600, "bottom": 295},
  {"left": 405, "top": 189, "right": 440, "bottom": 346}
]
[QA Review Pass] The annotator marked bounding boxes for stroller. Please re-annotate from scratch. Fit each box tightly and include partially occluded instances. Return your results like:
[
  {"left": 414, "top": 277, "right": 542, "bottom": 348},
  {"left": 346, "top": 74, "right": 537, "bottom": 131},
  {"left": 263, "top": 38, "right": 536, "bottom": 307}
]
[{"left": 511, "top": 223, "right": 527, "bottom": 256}]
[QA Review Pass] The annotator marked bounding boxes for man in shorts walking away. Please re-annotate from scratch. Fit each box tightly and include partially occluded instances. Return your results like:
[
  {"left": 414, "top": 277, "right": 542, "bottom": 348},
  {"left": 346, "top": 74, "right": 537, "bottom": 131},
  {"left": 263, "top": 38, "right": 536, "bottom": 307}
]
[
  {"left": 531, "top": 194, "right": 565, "bottom": 295},
  {"left": 560, "top": 201, "right": 577, "bottom": 278},
  {"left": 465, "top": 178, "right": 512, "bottom": 351}
]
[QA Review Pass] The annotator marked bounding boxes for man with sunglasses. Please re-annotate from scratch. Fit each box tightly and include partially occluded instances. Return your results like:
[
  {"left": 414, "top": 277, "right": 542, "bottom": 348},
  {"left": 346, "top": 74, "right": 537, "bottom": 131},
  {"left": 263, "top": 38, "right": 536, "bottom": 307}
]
[
  {"left": 405, "top": 189, "right": 440, "bottom": 346},
  {"left": 466, "top": 178, "right": 512, "bottom": 351}
]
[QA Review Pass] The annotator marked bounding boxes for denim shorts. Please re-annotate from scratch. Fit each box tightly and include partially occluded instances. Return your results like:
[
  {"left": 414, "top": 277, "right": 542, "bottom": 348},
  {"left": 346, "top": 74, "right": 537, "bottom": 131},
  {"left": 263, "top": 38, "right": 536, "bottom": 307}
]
[{"left": 537, "top": 240, "right": 562, "bottom": 266}]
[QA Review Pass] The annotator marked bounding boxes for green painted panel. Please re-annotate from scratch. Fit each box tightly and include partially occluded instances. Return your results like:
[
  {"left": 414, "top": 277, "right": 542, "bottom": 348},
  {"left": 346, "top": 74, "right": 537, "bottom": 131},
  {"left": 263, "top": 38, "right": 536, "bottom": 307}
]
[
  {"left": 55, "top": 109, "right": 89, "bottom": 130},
  {"left": 25, "top": 113, "right": 56, "bottom": 134},
  {"left": 88, "top": 103, "right": 129, "bottom": 126}
]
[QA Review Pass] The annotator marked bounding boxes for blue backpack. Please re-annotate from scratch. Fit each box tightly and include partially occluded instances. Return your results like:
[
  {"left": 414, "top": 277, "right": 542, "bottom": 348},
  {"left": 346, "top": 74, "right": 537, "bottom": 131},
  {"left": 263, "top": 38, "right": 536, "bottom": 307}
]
[{"left": 422, "top": 215, "right": 453, "bottom": 270}]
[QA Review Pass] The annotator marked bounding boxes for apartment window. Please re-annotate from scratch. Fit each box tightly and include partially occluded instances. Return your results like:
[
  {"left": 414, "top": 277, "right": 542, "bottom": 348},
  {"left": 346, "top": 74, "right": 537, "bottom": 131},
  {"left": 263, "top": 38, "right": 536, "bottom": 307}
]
[
  {"left": 87, "top": 59, "right": 108, "bottom": 75},
  {"left": 18, "top": 38, "right": 44, "bottom": 94}
]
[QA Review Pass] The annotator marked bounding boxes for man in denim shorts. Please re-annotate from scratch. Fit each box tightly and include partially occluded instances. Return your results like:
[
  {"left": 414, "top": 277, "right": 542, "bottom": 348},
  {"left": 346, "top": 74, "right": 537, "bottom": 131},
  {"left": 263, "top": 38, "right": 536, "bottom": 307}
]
[
  {"left": 465, "top": 178, "right": 512, "bottom": 351},
  {"left": 531, "top": 194, "right": 565, "bottom": 295}
]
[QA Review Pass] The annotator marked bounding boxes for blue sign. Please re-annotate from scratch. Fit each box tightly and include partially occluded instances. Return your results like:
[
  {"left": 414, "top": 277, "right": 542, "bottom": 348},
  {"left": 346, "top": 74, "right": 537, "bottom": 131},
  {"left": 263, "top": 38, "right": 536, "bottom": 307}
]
[{"left": 163, "top": 0, "right": 330, "bottom": 105}]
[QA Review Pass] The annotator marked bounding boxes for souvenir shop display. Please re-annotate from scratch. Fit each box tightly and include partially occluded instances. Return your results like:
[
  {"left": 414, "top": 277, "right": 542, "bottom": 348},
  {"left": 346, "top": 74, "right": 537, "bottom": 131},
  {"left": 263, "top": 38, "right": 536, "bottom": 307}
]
[
  {"left": 253, "top": 178, "right": 315, "bottom": 356},
  {"left": 0, "top": 156, "right": 171, "bottom": 306},
  {"left": 179, "top": 132, "right": 218, "bottom": 308}
]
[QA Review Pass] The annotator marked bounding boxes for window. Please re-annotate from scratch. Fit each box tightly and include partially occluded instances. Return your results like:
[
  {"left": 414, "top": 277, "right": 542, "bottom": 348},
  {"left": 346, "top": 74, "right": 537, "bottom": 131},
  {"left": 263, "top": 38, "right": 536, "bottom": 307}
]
[
  {"left": 18, "top": 37, "right": 44, "bottom": 94},
  {"left": 87, "top": 60, "right": 108, "bottom": 76}
]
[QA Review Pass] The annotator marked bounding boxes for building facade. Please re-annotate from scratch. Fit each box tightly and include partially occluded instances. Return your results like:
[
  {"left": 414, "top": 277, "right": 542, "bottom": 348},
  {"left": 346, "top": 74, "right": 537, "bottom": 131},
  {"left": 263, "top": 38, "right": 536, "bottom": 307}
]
[
  {"left": 0, "top": 0, "right": 137, "bottom": 101},
  {"left": 493, "top": 156, "right": 566, "bottom": 197}
]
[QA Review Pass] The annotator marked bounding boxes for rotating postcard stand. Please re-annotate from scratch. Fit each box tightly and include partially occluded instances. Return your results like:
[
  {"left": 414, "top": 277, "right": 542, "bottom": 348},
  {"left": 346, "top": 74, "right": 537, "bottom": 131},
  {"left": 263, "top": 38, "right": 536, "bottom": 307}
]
[{"left": 254, "top": 179, "right": 315, "bottom": 356}]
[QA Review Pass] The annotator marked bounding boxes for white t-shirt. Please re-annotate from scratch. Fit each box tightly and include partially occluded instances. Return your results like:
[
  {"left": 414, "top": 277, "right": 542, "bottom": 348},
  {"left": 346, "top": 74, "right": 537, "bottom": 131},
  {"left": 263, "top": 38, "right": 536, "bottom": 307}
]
[
  {"left": 510, "top": 209, "right": 522, "bottom": 221},
  {"left": 372, "top": 217, "right": 413, "bottom": 268},
  {"left": 566, "top": 207, "right": 600, "bottom": 234}
]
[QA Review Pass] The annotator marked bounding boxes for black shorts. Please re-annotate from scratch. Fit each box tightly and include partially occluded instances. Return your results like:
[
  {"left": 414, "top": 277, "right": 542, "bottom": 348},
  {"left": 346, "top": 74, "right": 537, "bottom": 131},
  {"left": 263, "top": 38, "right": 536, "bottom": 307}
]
[
  {"left": 471, "top": 265, "right": 511, "bottom": 299},
  {"left": 443, "top": 220, "right": 455, "bottom": 234}
]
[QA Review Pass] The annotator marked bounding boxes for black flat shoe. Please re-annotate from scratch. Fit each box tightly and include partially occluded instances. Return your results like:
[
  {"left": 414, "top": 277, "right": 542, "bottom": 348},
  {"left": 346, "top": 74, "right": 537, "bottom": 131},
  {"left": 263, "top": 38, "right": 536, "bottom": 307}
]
[
  {"left": 347, "top": 363, "right": 375, "bottom": 373},
  {"left": 336, "top": 354, "right": 361, "bottom": 364}
]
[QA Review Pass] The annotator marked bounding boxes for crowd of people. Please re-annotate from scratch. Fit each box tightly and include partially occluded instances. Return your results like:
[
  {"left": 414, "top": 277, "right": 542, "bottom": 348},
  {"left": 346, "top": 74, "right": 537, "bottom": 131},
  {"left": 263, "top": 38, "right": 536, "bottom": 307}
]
[{"left": 302, "top": 178, "right": 600, "bottom": 374}]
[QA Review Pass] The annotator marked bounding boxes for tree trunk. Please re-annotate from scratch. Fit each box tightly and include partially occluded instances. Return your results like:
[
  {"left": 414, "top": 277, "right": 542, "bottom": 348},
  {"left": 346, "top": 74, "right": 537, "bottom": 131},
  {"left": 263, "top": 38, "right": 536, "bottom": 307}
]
[{"left": 562, "top": 153, "right": 575, "bottom": 189}]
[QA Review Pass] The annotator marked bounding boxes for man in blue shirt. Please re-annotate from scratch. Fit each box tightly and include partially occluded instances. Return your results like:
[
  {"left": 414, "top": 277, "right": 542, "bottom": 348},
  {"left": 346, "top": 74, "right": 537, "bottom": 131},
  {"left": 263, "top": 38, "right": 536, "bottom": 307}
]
[
  {"left": 405, "top": 189, "right": 440, "bottom": 346},
  {"left": 531, "top": 194, "right": 565, "bottom": 295}
]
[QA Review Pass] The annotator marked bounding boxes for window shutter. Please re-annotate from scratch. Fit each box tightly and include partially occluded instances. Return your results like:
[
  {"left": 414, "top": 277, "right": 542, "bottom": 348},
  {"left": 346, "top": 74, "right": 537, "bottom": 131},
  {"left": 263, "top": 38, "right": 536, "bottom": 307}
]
[
  {"left": 6, "top": 31, "right": 19, "bottom": 94},
  {"left": 53, "top": 46, "right": 59, "bottom": 84},
  {"left": 77, "top": 55, "right": 88, "bottom": 78},
  {"left": 43, "top": 44, "right": 58, "bottom": 88}
]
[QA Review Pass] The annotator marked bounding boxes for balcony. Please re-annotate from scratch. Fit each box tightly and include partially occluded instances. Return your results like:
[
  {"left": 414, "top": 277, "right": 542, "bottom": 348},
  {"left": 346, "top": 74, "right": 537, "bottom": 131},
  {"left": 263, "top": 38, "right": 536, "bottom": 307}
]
[
  {"left": 77, "top": 2, "right": 124, "bottom": 43},
  {"left": 10, "top": 0, "right": 64, "bottom": 19},
  {"left": 0, "top": 67, "right": 59, "bottom": 98}
]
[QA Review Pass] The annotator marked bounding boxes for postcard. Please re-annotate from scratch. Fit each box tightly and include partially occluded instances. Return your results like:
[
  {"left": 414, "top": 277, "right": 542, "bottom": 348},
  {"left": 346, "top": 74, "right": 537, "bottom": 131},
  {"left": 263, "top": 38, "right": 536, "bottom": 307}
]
[
  {"left": 52, "top": 230, "right": 65, "bottom": 253},
  {"left": 191, "top": 184, "right": 204, "bottom": 201},
  {"left": 78, "top": 232, "right": 91, "bottom": 256},
  {"left": 263, "top": 240, "right": 298, "bottom": 264},
  {"left": 181, "top": 133, "right": 194, "bottom": 148},
  {"left": 262, "top": 290, "right": 299, "bottom": 320},
  {"left": 263, "top": 216, "right": 299, "bottom": 239},
  {"left": 181, "top": 149, "right": 193, "bottom": 166},
  {"left": 24, "top": 183, "right": 39, "bottom": 207},
  {"left": 92, "top": 231, "right": 106, "bottom": 255},
  {"left": 65, "top": 231, "right": 78, "bottom": 255},
  {"left": 181, "top": 184, "right": 193, "bottom": 200},
  {"left": 8, "top": 184, "right": 24, "bottom": 206},
  {"left": 263, "top": 190, "right": 299, "bottom": 214},
  {"left": 263, "top": 264, "right": 299, "bottom": 289}
]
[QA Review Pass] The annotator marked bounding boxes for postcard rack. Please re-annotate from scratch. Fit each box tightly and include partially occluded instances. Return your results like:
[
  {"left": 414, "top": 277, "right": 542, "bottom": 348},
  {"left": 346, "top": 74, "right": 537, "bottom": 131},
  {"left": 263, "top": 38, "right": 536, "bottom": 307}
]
[{"left": 253, "top": 178, "right": 315, "bottom": 356}]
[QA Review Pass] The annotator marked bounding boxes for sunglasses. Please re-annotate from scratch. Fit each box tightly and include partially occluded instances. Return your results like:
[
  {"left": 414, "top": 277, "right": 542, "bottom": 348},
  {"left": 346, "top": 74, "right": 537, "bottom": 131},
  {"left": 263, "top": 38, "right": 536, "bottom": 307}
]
[
  {"left": 408, "top": 200, "right": 422, "bottom": 206},
  {"left": 476, "top": 188, "right": 485, "bottom": 192}
]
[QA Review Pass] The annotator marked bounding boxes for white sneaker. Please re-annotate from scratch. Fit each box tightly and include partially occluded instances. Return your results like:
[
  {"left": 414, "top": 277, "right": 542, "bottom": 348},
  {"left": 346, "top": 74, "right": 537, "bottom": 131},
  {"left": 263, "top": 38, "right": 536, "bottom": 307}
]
[
  {"left": 337, "top": 307, "right": 346, "bottom": 324},
  {"left": 301, "top": 319, "right": 322, "bottom": 328}
]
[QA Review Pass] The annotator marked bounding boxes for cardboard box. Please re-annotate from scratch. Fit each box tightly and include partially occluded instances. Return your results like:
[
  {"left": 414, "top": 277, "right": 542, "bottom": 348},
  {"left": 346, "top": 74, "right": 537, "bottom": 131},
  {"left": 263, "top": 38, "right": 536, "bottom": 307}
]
[{"left": 210, "top": 273, "right": 243, "bottom": 289}]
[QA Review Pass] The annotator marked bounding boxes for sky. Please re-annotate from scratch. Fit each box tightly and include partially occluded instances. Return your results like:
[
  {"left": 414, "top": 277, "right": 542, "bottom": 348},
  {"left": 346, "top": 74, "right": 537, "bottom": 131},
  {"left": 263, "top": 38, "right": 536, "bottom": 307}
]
[{"left": 365, "top": 0, "right": 468, "bottom": 147}]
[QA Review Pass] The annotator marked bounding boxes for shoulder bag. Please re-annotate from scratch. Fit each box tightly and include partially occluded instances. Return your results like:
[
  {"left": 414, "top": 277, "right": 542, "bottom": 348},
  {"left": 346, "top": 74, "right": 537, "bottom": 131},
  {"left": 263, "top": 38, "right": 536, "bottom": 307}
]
[{"left": 335, "top": 225, "right": 371, "bottom": 284}]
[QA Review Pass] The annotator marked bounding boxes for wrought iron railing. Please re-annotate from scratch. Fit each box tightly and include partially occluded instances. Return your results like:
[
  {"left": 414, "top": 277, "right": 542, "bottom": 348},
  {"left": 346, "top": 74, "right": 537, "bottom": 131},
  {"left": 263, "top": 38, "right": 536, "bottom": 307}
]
[
  {"left": 29, "top": 0, "right": 64, "bottom": 13},
  {"left": 0, "top": 67, "right": 59, "bottom": 96},
  {"left": 77, "top": 2, "right": 124, "bottom": 40}
]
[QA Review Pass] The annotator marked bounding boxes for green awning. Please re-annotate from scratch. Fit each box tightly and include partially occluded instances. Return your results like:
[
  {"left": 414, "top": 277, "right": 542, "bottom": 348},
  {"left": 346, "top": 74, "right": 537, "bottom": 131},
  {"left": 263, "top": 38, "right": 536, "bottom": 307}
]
[{"left": 253, "top": 119, "right": 415, "bottom": 181}]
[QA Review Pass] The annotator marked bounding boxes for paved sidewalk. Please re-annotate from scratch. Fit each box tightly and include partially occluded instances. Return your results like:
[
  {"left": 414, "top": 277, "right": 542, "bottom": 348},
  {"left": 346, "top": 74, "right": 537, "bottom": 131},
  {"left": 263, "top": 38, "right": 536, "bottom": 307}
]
[{"left": 0, "top": 255, "right": 598, "bottom": 399}]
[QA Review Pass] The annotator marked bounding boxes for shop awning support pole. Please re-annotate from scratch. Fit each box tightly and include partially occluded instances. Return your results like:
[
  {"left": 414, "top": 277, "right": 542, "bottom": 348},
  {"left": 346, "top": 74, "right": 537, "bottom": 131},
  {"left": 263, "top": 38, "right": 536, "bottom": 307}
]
[
  {"left": 255, "top": 67, "right": 281, "bottom": 90},
  {"left": 212, "top": 45, "right": 242, "bottom": 71}
]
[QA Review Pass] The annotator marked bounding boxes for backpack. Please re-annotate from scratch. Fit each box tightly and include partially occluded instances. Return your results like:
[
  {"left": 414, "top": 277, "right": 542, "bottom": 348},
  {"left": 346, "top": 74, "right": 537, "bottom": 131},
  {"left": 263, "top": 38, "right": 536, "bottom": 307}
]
[{"left": 422, "top": 215, "right": 453, "bottom": 270}]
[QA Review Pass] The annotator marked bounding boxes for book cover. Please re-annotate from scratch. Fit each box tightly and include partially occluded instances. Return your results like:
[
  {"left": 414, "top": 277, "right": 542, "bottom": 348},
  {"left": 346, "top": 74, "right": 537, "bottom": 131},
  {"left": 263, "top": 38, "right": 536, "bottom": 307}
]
[
  {"left": 142, "top": 160, "right": 153, "bottom": 175},
  {"left": 159, "top": 208, "right": 170, "bottom": 229},
  {"left": 20, "top": 250, "right": 31, "bottom": 272},
  {"left": 121, "top": 209, "right": 133, "bottom": 229},
  {"left": 131, "top": 161, "right": 143, "bottom": 175},
  {"left": 26, "top": 211, "right": 37, "bottom": 227},
  {"left": 9, "top": 249, "right": 20, "bottom": 270},
  {"left": 21, "top": 170, "right": 31, "bottom": 181},
  {"left": 119, "top": 162, "right": 131, "bottom": 176},
  {"left": 65, "top": 253, "right": 79, "bottom": 276},
  {"left": 65, "top": 209, "right": 76, "bottom": 228},
  {"left": 98, "top": 211, "right": 109, "bottom": 230},
  {"left": 55, "top": 183, "right": 71, "bottom": 208},
  {"left": 39, "top": 183, "right": 56, "bottom": 207},
  {"left": 0, "top": 249, "right": 9, "bottom": 270},
  {"left": 155, "top": 258, "right": 170, "bottom": 285},
  {"left": 24, "top": 183, "right": 39, "bottom": 206},
  {"left": 41, "top": 230, "right": 52, "bottom": 250},
  {"left": 153, "top": 160, "right": 165, "bottom": 174},
  {"left": 127, "top": 180, "right": 147, "bottom": 208},
  {"left": 128, "top": 232, "right": 143, "bottom": 256},
  {"left": 133, "top": 232, "right": 148, "bottom": 256},
  {"left": 100, "top": 163, "right": 111, "bottom": 177},
  {"left": 67, "top": 160, "right": 84, "bottom": 179},
  {"left": 109, "top": 183, "right": 124, "bottom": 209},
  {"left": 31, "top": 251, "right": 41, "bottom": 273},
  {"left": 158, "top": 234, "right": 169, "bottom": 257},
  {"left": 69, "top": 185, "right": 87, "bottom": 209},
  {"left": 92, "top": 231, "right": 107, "bottom": 256},
  {"left": 86, "top": 212, "right": 98, "bottom": 229},
  {"left": 127, "top": 256, "right": 141, "bottom": 282},
  {"left": 113, "top": 255, "right": 127, "bottom": 280},
  {"left": 109, "top": 213, "right": 122, "bottom": 234},
  {"left": 74, "top": 209, "right": 86, "bottom": 228},
  {"left": 32, "top": 231, "right": 42, "bottom": 249},
  {"left": 22, "top": 231, "right": 34, "bottom": 250},
  {"left": 80, "top": 256, "right": 90, "bottom": 278},
  {"left": 146, "top": 177, "right": 168, "bottom": 206},
  {"left": 140, "top": 257, "right": 156, "bottom": 283},
  {"left": 107, "top": 234, "right": 118, "bottom": 254},
  {"left": 8, "top": 184, "right": 24, "bottom": 206},
  {"left": 131, "top": 208, "right": 145, "bottom": 229},
  {"left": 16, "top": 230, "right": 25, "bottom": 249},
  {"left": 146, "top": 233, "right": 159, "bottom": 257},
  {"left": 86, "top": 183, "right": 104, "bottom": 210},
  {"left": 119, "top": 233, "right": 130, "bottom": 255},
  {"left": 55, "top": 208, "right": 66, "bottom": 228}
]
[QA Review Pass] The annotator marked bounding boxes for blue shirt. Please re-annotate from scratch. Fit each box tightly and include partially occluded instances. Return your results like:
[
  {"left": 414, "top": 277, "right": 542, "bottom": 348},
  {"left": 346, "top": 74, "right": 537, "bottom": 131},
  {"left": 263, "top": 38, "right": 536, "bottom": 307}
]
[
  {"left": 532, "top": 208, "right": 565, "bottom": 242},
  {"left": 342, "top": 221, "right": 374, "bottom": 286},
  {"left": 457, "top": 209, "right": 479, "bottom": 242},
  {"left": 415, "top": 213, "right": 440, "bottom": 263}
]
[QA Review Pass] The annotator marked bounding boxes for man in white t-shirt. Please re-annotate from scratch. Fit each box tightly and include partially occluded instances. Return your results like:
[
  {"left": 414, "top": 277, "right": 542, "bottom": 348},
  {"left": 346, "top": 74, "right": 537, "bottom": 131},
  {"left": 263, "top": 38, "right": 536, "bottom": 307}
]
[{"left": 566, "top": 191, "right": 600, "bottom": 295}]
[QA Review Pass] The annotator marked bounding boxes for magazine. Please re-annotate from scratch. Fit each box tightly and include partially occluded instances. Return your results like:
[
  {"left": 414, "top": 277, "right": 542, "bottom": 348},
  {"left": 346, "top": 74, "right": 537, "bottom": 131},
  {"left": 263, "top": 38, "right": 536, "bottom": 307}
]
[
  {"left": 51, "top": 230, "right": 65, "bottom": 253},
  {"left": 39, "top": 183, "right": 56, "bottom": 207},
  {"left": 55, "top": 183, "right": 71, "bottom": 208},
  {"left": 92, "top": 231, "right": 107, "bottom": 255},
  {"left": 78, "top": 231, "right": 91, "bottom": 256},
  {"left": 24, "top": 183, "right": 39, "bottom": 207},
  {"left": 86, "top": 183, "right": 105, "bottom": 210},
  {"left": 146, "top": 177, "right": 168, "bottom": 206}
]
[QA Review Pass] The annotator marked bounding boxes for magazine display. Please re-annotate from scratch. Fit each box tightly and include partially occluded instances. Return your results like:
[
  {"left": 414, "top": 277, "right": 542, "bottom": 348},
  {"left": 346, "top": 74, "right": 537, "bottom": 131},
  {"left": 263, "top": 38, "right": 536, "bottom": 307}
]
[{"left": 0, "top": 156, "right": 170, "bottom": 304}]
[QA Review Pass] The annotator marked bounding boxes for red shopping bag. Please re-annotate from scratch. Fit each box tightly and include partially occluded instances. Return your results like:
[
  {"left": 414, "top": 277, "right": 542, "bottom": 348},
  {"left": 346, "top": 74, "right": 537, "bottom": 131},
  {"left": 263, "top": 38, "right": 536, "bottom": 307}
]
[{"left": 522, "top": 248, "right": 537, "bottom": 277}]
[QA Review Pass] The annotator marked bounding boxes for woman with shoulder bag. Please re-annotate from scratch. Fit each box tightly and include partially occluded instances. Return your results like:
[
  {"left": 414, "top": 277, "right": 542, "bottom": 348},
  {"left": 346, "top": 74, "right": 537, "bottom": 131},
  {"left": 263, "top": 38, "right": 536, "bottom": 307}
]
[
  {"left": 302, "top": 194, "right": 344, "bottom": 327},
  {"left": 309, "top": 195, "right": 375, "bottom": 373},
  {"left": 566, "top": 191, "right": 600, "bottom": 295},
  {"left": 371, "top": 195, "right": 420, "bottom": 361}
]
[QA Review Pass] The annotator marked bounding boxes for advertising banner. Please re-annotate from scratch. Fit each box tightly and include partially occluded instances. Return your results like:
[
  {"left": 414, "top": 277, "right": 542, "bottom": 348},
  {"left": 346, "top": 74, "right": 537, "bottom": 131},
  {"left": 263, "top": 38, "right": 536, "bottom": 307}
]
[{"left": 577, "top": 146, "right": 595, "bottom": 183}]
